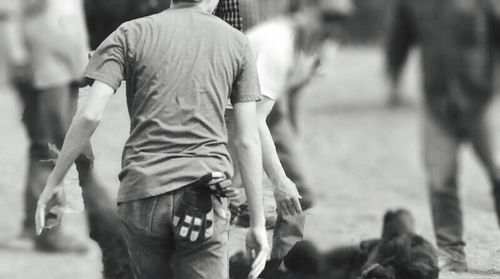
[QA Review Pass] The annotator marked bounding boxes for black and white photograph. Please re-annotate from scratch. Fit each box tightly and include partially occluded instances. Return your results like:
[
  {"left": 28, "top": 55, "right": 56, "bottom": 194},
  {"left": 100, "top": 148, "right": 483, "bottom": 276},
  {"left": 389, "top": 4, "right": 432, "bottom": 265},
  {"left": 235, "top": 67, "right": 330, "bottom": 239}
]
[{"left": 1, "top": 0, "right": 500, "bottom": 278}]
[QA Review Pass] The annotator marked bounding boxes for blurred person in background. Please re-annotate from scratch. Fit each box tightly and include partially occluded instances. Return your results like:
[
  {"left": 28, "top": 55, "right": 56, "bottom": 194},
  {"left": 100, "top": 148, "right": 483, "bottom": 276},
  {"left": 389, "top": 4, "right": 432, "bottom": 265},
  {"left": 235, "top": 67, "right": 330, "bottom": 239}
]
[
  {"left": 0, "top": 0, "right": 26, "bottom": 86},
  {"left": 84, "top": 0, "right": 171, "bottom": 50},
  {"left": 4, "top": 0, "right": 127, "bottom": 255},
  {"left": 226, "top": 0, "right": 353, "bottom": 276},
  {"left": 386, "top": 0, "right": 500, "bottom": 272}
]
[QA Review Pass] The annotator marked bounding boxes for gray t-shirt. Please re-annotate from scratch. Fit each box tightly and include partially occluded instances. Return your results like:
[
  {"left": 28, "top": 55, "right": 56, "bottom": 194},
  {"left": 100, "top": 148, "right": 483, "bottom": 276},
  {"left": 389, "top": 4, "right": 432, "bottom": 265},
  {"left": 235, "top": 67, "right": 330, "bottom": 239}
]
[{"left": 84, "top": 6, "right": 262, "bottom": 203}]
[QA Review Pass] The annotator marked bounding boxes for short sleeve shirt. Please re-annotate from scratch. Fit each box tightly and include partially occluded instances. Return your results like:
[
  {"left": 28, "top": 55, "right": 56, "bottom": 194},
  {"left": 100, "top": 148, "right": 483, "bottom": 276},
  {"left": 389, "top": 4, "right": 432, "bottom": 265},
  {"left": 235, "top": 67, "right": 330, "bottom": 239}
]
[
  {"left": 246, "top": 19, "right": 294, "bottom": 100},
  {"left": 84, "top": 7, "right": 261, "bottom": 202},
  {"left": 246, "top": 18, "right": 322, "bottom": 100},
  {"left": 23, "top": 0, "right": 89, "bottom": 88}
]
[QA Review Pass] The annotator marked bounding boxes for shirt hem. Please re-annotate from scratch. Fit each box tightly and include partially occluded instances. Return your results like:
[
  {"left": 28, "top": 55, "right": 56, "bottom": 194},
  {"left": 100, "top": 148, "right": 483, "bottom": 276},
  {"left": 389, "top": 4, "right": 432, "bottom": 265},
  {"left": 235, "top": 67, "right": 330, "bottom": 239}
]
[
  {"left": 83, "top": 71, "right": 121, "bottom": 91},
  {"left": 231, "top": 94, "right": 263, "bottom": 103}
]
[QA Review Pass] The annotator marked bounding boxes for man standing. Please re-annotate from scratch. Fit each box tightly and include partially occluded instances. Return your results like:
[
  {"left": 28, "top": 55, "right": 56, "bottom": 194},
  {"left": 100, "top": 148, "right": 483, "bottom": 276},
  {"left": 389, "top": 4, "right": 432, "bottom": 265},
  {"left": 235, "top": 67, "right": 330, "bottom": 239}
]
[
  {"left": 36, "top": 0, "right": 269, "bottom": 278},
  {"left": 4, "top": 0, "right": 123, "bottom": 253},
  {"left": 227, "top": 0, "right": 353, "bottom": 276},
  {"left": 386, "top": 0, "right": 500, "bottom": 272}
]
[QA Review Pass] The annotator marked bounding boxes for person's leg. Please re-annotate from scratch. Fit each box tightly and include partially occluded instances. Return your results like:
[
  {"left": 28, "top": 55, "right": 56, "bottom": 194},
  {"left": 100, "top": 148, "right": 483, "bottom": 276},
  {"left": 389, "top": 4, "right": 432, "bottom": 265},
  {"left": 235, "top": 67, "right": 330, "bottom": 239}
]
[
  {"left": 422, "top": 110, "right": 467, "bottom": 271},
  {"left": 172, "top": 191, "right": 231, "bottom": 279},
  {"left": 469, "top": 103, "right": 500, "bottom": 227},
  {"left": 271, "top": 212, "right": 305, "bottom": 259},
  {"left": 16, "top": 82, "right": 87, "bottom": 252},
  {"left": 118, "top": 194, "right": 174, "bottom": 279},
  {"left": 16, "top": 80, "right": 53, "bottom": 237}
]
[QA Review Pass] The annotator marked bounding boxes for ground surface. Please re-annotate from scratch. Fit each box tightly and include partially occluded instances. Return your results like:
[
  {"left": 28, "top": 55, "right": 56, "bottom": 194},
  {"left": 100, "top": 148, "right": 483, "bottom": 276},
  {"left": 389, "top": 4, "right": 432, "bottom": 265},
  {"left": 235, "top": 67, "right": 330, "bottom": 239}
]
[{"left": 1, "top": 46, "right": 500, "bottom": 278}]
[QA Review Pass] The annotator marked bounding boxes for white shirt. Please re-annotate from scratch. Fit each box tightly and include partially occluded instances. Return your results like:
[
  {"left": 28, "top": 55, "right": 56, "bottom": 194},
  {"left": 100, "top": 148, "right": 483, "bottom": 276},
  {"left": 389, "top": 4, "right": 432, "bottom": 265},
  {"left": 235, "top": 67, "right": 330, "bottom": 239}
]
[
  {"left": 24, "top": 0, "right": 89, "bottom": 88},
  {"left": 246, "top": 17, "right": 323, "bottom": 100}
]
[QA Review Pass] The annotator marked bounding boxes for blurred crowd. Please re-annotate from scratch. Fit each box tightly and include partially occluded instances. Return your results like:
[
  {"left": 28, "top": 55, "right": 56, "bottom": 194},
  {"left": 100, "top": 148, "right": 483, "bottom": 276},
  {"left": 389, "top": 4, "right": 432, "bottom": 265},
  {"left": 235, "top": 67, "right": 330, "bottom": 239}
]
[{"left": 1, "top": 0, "right": 500, "bottom": 278}]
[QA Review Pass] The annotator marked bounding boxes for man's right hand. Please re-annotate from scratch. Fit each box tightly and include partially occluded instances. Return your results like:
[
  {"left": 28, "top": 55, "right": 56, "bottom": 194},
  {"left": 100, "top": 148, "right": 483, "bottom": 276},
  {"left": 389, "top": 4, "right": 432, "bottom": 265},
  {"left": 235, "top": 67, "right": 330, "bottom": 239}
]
[
  {"left": 273, "top": 177, "right": 303, "bottom": 216},
  {"left": 246, "top": 227, "right": 269, "bottom": 279}
]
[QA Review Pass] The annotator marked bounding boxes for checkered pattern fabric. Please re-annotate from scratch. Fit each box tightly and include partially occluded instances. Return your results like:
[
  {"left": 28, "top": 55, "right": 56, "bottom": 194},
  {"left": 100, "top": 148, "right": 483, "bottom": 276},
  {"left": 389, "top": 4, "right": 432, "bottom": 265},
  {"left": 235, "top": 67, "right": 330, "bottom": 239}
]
[{"left": 214, "top": 0, "right": 243, "bottom": 31}]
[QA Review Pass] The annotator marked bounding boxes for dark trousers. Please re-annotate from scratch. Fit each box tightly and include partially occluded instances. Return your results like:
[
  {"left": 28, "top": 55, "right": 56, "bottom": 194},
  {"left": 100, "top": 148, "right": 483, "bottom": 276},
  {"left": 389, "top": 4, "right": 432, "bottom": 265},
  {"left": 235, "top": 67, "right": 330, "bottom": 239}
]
[
  {"left": 423, "top": 104, "right": 500, "bottom": 257},
  {"left": 17, "top": 81, "right": 88, "bottom": 239},
  {"left": 15, "top": 81, "right": 126, "bottom": 257},
  {"left": 118, "top": 190, "right": 230, "bottom": 279}
]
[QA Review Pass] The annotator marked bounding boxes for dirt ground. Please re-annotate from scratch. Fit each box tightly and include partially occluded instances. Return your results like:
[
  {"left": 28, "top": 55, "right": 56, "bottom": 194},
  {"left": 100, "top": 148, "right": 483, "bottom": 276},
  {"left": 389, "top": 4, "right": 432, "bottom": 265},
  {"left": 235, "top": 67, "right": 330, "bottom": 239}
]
[{"left": 1, "top": 46, "right": 500, "bottom": 278}]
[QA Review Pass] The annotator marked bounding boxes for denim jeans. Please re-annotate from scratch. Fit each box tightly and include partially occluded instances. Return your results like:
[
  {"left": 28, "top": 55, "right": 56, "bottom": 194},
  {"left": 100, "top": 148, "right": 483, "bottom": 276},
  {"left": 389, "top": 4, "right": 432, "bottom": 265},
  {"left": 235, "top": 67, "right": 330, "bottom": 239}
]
[
  {"left": 118, "top": 189, "right": 230, "bottom": 279},
  {"left": 423, "top": 104, "right": 500, "bottom": 257}
]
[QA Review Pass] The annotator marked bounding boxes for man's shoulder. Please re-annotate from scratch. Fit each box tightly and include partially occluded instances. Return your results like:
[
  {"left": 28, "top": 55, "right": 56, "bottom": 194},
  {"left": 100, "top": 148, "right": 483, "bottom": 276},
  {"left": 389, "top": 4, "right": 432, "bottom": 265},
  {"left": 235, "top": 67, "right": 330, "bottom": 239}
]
[
  {"left": 202, "top": 15, "right": 250, "bottom": 54},
  {"left": 247, "top": 18, "right": 293, "bottom": 47},
  {"left": 208, "top": 14, "right": 248, "bottom": 41}
]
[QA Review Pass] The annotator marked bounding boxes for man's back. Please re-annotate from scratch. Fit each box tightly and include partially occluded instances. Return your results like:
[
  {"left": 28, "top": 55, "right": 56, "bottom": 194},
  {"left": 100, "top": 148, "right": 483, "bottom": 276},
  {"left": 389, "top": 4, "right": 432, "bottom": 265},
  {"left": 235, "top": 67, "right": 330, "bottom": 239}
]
[{"left": 85, "top": 6, "right": 259, "bottom": 202}]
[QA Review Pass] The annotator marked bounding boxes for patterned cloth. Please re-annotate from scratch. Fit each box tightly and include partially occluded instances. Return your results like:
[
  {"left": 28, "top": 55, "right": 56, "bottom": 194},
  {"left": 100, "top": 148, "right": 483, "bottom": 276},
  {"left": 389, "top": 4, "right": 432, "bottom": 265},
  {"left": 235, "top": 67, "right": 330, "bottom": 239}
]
[{"left": 214, "top": 0, "right": 243, "bottom": 30}]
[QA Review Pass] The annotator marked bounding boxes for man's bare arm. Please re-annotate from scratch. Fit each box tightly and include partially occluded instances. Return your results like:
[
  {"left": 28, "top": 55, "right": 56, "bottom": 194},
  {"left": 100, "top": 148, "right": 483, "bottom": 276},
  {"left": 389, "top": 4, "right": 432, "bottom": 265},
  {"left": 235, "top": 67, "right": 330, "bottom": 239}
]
[
  {"left": 233, "top": 101, "right": 265, "bottom": 228},
  {"left": 233, "top": 101, "right": 269, "bottom": 278},
  {"left": 257, "top": 97, "right": 302, "bottom": 216},
  {"left": 36, "top": 81, "right": 114, "bottom": 235},
  {"left": 2, "top": 12, "right": 27, "bottom": 69},
  {"left": 45, "top": 81, "right": 114, "bottom": 187}
]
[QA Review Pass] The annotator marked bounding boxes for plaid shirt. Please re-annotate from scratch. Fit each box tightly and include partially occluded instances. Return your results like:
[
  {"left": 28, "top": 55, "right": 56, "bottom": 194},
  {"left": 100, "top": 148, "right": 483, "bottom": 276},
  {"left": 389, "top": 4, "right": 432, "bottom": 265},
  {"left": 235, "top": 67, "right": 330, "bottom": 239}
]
[{"left": 214, "top": 0, "right": 243, "bottom": 31}]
